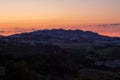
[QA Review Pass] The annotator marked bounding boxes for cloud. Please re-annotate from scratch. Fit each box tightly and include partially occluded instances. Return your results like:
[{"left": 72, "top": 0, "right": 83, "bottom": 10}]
[{"left": 95, "top": 23, "right": 120, "bottom": 27}]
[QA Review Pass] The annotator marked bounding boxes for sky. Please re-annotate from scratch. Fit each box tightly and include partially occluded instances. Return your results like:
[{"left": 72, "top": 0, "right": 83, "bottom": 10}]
[{"left": 0, "top": 0, "right": 120, "bottom": 36}]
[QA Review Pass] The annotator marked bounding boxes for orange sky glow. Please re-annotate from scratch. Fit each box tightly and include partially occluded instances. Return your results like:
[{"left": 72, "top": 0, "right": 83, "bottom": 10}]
[{"left": 0, "top": 0, "right": 120, "bottom": 37}]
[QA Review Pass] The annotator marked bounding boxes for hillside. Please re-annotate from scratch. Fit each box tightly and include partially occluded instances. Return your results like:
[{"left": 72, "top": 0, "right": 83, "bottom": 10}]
[{"left": 0, "top": 29, "right": 120, "bottom": 80}]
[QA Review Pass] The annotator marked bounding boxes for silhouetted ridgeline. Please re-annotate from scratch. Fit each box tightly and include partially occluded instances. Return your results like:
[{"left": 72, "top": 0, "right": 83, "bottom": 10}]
[{"left": 1, "top": 29, "right": 120, "bottom": 46}]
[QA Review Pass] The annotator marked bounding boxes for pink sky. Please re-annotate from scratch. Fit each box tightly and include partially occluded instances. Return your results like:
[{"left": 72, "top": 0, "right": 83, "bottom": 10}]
[{"left": 0, "top": 0, "right": 120, "bottom": 37}]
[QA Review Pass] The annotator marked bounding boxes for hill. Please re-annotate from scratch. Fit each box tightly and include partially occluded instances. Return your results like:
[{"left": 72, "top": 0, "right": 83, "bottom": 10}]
[{"left": 1, "top": 29, "right": 119, "bottom": 47}]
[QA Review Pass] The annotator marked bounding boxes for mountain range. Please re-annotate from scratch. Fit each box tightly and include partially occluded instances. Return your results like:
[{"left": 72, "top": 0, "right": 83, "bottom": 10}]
[{"left": 0, "top": 29, "right": 120, "bottom": 47}]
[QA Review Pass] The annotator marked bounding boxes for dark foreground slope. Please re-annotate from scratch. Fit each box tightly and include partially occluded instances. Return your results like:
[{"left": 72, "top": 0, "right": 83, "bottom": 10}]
[{"left": 0, "top": 41, "right": 119, "bottom": 80}]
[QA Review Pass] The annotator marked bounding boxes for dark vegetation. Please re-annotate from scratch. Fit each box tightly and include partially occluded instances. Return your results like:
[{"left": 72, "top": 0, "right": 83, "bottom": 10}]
[{"left": 0, "top": 41, "right": 120, "bottom": 80}]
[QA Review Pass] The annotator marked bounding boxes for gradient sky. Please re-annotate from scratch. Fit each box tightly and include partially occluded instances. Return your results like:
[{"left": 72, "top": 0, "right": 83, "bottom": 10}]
[{"left": 0, "top": 0, "right": 120, "bottom": 36}]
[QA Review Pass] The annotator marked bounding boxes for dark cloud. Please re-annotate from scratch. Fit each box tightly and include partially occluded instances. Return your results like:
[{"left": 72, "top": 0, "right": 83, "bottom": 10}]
[{"left": 95, "top": 24, "right": 120, "bottom": 27}]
